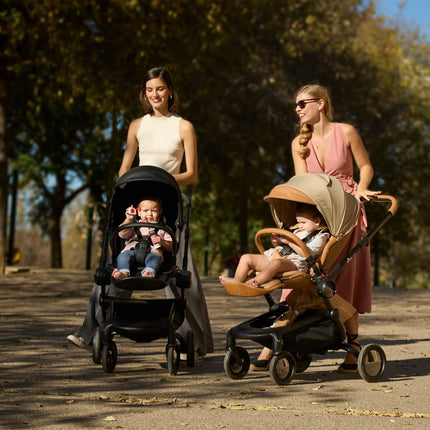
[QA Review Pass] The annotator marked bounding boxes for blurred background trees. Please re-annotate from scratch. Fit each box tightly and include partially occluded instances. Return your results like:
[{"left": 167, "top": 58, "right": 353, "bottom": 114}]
[{"left": 1, "top": 0, "right": 429, "bottom": 287}]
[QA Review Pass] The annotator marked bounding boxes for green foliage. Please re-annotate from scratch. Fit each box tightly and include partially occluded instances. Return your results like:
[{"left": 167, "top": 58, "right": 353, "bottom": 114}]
[{"left": 2, "top": 0, "right": 430, "bottom": 285}]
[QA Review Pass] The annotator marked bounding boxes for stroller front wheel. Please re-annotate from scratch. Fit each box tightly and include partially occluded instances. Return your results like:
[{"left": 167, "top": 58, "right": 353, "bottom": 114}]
[
  {"left": 269, "top": 352, "right": 296, "bottom": 386},
  {"left": 358, "top": 344, "right": 386, "bottom": 382},
  {"left": 224, "top": 346, "right": 250, "bottom": 379},
  {"left": 102, "top": 342, "right": 117, "bottom": 373}
]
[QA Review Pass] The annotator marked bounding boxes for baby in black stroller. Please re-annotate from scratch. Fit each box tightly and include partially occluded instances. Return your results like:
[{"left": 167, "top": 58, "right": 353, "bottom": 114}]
[
  {"left": 112, "top": 195, "right": 173, "bottom": 279},
  {"left": 91, "top": 165, "right": 195, "bottom": 375}
]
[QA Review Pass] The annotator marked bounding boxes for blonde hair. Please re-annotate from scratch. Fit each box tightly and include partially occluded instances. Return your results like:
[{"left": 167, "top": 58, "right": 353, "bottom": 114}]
[{"left": 295, "top": 84, "right": 333, "bottom": 159}]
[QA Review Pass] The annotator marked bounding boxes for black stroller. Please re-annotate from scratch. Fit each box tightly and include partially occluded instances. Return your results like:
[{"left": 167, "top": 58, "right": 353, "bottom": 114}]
[
  {"left": 223, "top": 173, "right": 398, "bottom": 386},
  {"left": 92, "top": 166, "right": 194, "bottom": 375}
]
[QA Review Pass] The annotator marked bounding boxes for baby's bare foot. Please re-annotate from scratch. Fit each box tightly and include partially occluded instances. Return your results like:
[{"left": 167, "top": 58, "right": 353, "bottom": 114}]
[
  {"left": 219, "top": 276, "right": 235, "bottom": 284},
  {"left": 112, "top": 269, "right": 128, "bottom": 280},
  {"left": 245, "top": 278, "right": 260, "bottom": 287},
  {"left": 142, "top": 270, "right": 154, "bottom": 278}
]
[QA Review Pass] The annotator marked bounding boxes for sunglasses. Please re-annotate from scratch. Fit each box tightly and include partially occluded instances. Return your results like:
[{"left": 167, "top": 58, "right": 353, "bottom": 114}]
[{"left": 294, "top": 98, "right": 320, "bottom": 109}]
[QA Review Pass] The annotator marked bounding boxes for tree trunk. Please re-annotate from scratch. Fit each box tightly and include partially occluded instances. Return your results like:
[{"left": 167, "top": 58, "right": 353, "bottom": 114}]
[
  {"left": 49, "top": 173, "right": 66, "bottom": 268},
  {"left": 0, "top": 101, "right": 7, "bottom": 274},
  {"left": 106, "top": 111, "right": 120, "bottom": 202},
  {"left": 239, "top": 153, "right": 249, "bottom": 255},
  {"left": 50, "top": 207, "right": 63, "bottom": 268}
]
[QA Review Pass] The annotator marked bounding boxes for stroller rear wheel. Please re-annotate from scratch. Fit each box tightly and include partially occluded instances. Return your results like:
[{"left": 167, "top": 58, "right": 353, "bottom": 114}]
[
  {"left": 270, "top": 352, "right": 296, "bottom": 386},
  {"left": 358, "top": 344, "right": 386, "bottom": 382},
  {"left": 92, "top": 328, "right": 102, "bottom": 364},
  {"left": 224, "top": 346, "right": 250, "bottom": 379},
  {"left": 293, "top": 352, "right": 312, "bottom": 373},
  {"left": 102, "top": 342, "right": 117, "bottom": 373}
]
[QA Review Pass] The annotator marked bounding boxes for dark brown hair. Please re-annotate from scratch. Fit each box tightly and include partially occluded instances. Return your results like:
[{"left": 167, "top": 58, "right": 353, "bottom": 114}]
[{"left": 139, "top": 66, "right": 179, "bottom": 114}]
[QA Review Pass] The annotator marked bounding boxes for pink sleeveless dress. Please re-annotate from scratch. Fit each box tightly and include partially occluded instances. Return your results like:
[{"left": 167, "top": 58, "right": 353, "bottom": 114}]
[{"left": 304, "top": 123, "right": 372, "bottom": 313}]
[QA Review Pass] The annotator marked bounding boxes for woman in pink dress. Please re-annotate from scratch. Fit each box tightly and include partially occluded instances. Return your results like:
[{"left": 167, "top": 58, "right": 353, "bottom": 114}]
[{"left": 291, "top": 84, "right": 380, "bottom": 372}]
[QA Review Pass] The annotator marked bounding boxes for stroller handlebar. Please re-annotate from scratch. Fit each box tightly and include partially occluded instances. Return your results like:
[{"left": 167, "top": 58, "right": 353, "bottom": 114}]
[{"left": 366, "top": 194, "right": 398, "bottom": 216}]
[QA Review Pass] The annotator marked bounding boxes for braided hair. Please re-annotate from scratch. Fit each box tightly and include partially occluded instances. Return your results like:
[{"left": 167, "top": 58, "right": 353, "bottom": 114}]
[{"left": 295, "top": 85, "right": 333, "bottom": 159}]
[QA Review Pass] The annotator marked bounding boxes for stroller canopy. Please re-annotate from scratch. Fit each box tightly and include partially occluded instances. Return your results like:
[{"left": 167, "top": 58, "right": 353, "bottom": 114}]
[
  {"left": 109, "top": 165, "right": 183, "bottom": 231},
  {"left": 264, "top": 173, "right": 360, "bottom": 238}
]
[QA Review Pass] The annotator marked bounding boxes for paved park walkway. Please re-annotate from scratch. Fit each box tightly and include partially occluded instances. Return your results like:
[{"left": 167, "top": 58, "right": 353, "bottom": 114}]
[{"left": 0, "top": 268, "right": 429, "bottom": 429}]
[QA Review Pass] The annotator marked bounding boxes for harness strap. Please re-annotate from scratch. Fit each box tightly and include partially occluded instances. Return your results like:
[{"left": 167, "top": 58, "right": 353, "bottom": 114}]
[{"left": 279, "top": 229, "right": 321, "bottom": 257}]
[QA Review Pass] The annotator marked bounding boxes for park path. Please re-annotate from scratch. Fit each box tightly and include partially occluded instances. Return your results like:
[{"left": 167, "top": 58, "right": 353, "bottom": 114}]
[{"left": 0, "top": 268, "right": 429, "bottom": 429}]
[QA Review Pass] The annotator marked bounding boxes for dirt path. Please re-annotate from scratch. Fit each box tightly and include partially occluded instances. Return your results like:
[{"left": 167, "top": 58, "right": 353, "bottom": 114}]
[{"left": 0, "top": 268, "right": 429, "bottom": 429}]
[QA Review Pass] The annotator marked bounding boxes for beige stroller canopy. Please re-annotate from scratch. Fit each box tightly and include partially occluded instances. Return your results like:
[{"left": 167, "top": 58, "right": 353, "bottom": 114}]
[{"left": 264, "top": 173, "right": 360, "bottom": 238}]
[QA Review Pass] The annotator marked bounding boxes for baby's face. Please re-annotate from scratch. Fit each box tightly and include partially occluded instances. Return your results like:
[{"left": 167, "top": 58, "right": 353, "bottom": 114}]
[
  {"left": 296, "top": 213, "right": 320, "bottom": 233},
  {"left": 137, "top": 200, "right": 162, "bottom": 222}
]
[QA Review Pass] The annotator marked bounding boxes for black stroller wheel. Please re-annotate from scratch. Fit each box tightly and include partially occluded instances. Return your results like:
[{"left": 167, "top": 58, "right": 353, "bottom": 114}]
[
  {"left": 102, "top": 342, "right": 117, "bottom": 373},
  {"left": 358, "top": 344, "right": 386, "bottom": 382},
  {"left": 224, "top": 346, "right": 250, "bottom": 379},
  {"left": 293, "top": 352, "right": 312, "bottom": 373},
  {"left": 92, "top": 328, "right": 102, "bottom": 364},
  {"left": 269, "top": 352, "right": 296, "bottom": 386},
  {"left": 167, "top": 344, "right": 180, "bottom": 375},
  {"left": 186, "top": 330, "right": 195, "bottom": 367}
]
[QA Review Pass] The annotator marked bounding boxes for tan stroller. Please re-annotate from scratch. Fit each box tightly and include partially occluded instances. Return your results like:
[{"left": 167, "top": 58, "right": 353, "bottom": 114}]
[{"left": 223, "top": 173, "right": 398, "bottom": 386}]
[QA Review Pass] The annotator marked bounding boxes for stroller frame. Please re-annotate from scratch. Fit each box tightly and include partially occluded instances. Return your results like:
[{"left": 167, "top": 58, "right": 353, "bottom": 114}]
[{"left": 92, "top": 166, "right": 194, "bottom": 375}]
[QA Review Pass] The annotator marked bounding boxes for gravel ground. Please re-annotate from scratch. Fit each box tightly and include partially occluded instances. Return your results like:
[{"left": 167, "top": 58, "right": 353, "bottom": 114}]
[{"left": 0, "top": 268, "right": 429, "bottom": 429}]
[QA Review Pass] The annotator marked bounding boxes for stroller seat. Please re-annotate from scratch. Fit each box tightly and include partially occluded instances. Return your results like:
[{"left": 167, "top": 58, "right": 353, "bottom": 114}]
[{"left": 224, "top": 230, "right": 351, "bottom": 312}]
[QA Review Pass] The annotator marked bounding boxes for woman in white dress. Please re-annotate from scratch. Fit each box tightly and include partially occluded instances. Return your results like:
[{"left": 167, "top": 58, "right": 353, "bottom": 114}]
[{"left": 68, "top": 67, "right": 213, "bottom": 356}]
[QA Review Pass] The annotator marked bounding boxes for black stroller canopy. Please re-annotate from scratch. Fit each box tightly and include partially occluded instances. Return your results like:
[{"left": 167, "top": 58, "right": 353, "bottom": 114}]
[{"left": 109, "top": 166, "right": 183, "bottom": 231}]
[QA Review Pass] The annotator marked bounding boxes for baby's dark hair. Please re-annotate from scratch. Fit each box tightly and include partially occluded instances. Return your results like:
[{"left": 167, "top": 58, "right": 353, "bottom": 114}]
[
  {"left": 296, "top": 203, "right": 326, "bottom": 226},
  {"left": 136, "top": 194, "right": 163, "bottom": 210}
]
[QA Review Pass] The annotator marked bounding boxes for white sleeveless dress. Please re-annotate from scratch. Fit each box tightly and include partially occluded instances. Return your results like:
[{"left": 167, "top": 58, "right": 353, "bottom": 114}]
[{"left": 137, "top": 114, "right": 184, "bottom": 175}]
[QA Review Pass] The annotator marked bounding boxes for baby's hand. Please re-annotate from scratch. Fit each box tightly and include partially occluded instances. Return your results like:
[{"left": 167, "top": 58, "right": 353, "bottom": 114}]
[
  {"left": 126, "top": 205, "right": 136, "bottom": 219},
  {"left": 271, "top": 233, "right": 282, "bottom": 246},
  {"left": 151, "top": 234, "right": 161, "bottom": 245},
  {"left": 279, "top": 235, "right": 291, "bottom": 245}
]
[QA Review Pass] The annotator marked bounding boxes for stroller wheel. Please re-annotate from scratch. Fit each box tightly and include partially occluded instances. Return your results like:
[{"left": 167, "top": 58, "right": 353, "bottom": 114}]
[
  {"left": 92, "top": 328, "right": 102, "bottom": 365},
  {"left": 358, "top": 344, "right": 386, "bottom": 382},
  {"left": 224, "top": 346, "right": 250, "bottom": 379},
  {"left": 167, "top": 344, "right": 181, "bottom": 375},
  {"left": 102, "top": 342, "right": 117, "bottom": 373},
  {"left": 293, "top": 352, "right": 312, "bottom": 373},
  {"left": 269, "top": 352, "right": 296, "bottom": 386},
  {"left": 186, "top": 330, "right": 195, "bottom": 367}
]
